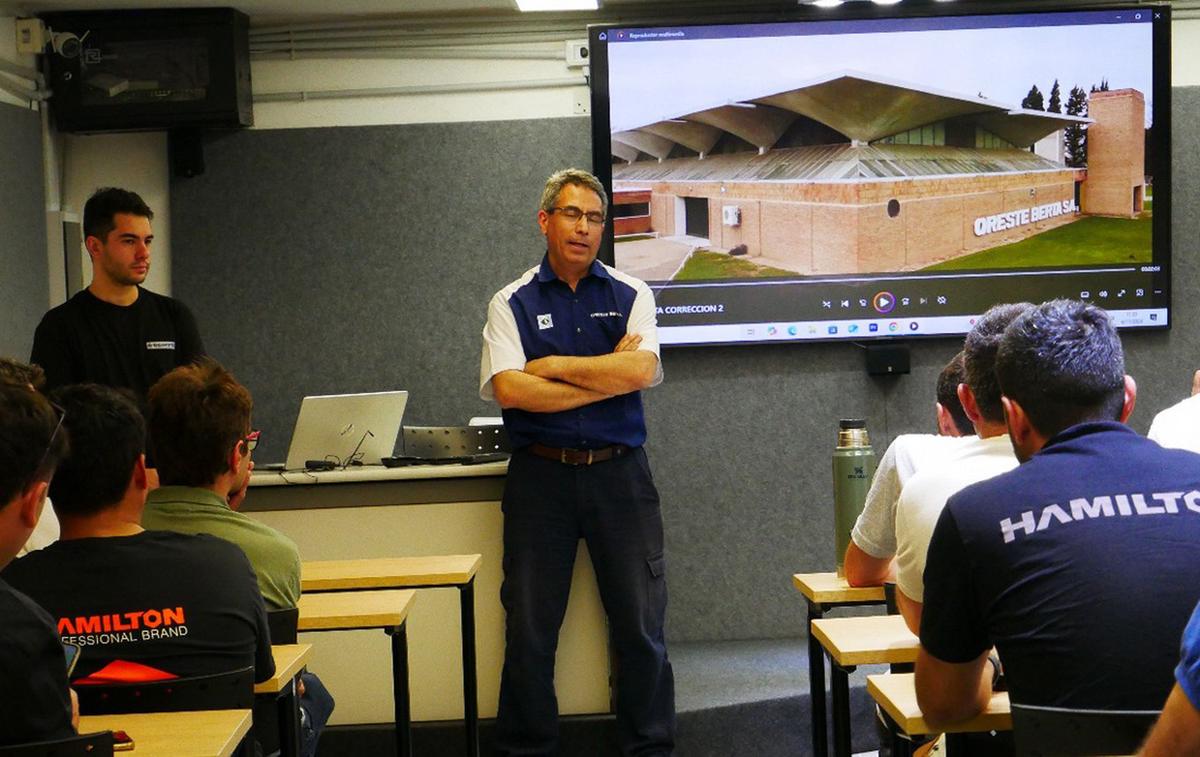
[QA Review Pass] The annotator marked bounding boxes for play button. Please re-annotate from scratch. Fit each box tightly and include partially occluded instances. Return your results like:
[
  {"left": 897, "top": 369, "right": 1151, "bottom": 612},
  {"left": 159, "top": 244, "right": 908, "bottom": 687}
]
[{"left": 872, "top": 291, "right": 896, "bottom": 314}]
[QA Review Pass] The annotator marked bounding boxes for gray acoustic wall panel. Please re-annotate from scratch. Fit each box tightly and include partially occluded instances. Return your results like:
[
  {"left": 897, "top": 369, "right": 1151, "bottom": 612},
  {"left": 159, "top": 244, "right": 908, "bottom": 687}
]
[
  {"left": 0, "top": 103, "right": 47, "bottom": 360},
  {"left": 172, "top": 90, "right": 1199, "bottom": 642}
]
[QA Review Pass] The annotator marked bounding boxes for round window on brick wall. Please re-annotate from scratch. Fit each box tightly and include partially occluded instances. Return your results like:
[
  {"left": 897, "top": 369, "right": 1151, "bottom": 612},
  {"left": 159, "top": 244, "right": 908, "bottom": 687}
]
[{"left": 887, "top": 199, "right": 901, "bottom": 218}]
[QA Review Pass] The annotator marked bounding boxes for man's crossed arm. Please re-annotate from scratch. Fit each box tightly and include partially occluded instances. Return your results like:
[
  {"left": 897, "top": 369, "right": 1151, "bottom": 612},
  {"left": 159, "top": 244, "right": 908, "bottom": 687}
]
[{"left": 491, "top": 334, "right": 658, "bottom": 413}]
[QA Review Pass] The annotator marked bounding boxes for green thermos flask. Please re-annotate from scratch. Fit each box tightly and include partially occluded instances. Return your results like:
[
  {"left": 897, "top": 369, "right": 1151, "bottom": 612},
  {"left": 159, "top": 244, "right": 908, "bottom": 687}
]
[{"left": 833, "top": 419, "right": 876, "bottom": 576}]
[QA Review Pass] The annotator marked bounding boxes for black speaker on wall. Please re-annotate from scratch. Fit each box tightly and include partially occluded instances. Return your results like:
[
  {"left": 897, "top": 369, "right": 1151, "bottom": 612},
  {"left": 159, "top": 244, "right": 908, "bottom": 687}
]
[{"left": 169, "top": 129, "right": 205, "bottom": 178}]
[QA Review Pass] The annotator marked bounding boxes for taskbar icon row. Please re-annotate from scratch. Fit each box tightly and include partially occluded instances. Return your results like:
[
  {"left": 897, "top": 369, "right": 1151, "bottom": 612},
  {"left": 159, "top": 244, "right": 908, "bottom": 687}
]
[{"left": 660, "top": 309, "right": 1168, "bottom": 346}]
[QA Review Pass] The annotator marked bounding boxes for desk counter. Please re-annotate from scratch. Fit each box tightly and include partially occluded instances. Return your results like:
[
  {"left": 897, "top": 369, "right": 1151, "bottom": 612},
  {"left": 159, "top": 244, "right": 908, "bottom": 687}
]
[
  {"left": 243, "top": 461, "right": 609, "bottom": 728},
  {"left": 245, "top": 462, "right": 507, "bottom": 511}
]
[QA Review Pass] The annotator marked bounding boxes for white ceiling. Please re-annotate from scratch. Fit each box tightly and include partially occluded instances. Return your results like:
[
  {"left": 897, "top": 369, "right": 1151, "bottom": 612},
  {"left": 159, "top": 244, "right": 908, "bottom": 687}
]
[
  {"left": 0, "top": 0, "right": 1161, "bottom": 27},
  {"left": 1, "top": 0, "right": 668, "bottom": 24}
]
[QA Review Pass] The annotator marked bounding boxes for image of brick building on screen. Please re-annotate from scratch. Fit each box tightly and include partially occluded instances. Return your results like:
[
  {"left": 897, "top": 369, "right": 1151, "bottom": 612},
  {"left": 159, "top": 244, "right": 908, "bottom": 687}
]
[{"left": 609, "top": 71, "right": 1147, "bottom": 282}]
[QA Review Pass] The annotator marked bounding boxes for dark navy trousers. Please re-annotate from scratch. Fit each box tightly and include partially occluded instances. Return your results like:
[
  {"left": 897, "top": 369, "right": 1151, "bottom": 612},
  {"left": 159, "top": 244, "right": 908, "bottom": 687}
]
[{"left": 494, "top": 447, "right": 676, "bottom": 757}]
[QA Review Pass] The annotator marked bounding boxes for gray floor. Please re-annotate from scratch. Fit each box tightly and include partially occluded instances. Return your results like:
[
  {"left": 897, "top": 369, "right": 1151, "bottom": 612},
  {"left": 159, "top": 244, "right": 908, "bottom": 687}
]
[{"left": 672, "top": 636, "right": 887, "bottom": 713}]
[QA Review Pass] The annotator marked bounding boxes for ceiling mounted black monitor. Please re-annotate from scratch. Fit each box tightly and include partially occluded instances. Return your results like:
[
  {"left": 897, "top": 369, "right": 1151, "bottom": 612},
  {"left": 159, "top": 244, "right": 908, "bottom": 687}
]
[{"left": 588, "top": 4, "right": 1171, "bottom": 347}]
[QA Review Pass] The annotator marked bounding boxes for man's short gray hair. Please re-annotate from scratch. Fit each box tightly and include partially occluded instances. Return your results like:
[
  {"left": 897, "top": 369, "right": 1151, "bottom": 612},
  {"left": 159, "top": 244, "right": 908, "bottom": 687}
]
[{"left": 540, "top": 168, "right": 608, "bottom": 218}]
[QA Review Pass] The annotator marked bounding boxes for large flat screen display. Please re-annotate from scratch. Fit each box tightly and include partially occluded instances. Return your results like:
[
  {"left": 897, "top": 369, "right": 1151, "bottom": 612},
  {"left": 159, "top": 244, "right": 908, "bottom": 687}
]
[{"left": 589, "top": 5, "right": 1171, "bottom": 346}]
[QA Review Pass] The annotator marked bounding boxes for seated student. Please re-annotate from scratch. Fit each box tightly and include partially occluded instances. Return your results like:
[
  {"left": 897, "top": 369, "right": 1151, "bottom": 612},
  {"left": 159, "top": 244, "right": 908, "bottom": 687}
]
[
  {"left": 916, "top": 300, "right": 1200, "bottom": 728},
  {"left": 1140, "top": 600, "right": 1200, "bottom": 755},
  {"left": 142, "top": 359, "right": 332, "bottom": 756},
  {"left": 0, "top": 357, "right": 61, "bottom": 556},
  {"left": 843, "top": 351, "right": 972, "bottom": 586},
  {"left": 892, "top": 304, "right": 1026, "bottom": 633},
  {"left": 1147, "top": 369, "right": 1200, "bottom": 454},
  {"left": 0, "top": 385, "right": 77, "bottom": 745},
  {"left": 2, "top": 384, "right": 274, "bottom": 685}
]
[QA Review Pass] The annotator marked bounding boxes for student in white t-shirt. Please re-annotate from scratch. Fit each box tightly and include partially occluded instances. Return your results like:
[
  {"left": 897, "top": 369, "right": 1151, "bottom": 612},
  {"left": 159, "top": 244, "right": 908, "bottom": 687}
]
[
  {"left": 843, "top": 352, "right": 974, "bottom": 586},
  {"left": 1148, "top": 370, "right": 1200, "bottom": 454}
]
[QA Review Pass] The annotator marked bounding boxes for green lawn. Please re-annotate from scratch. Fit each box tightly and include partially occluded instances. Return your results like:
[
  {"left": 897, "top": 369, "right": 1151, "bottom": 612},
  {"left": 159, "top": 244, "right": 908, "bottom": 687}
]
[
  {"left": 923, "top": 213, "right": 1152, "bottom": 272},
  {"left": 674, "top": 250, "right": 797, "bottom": 281}
]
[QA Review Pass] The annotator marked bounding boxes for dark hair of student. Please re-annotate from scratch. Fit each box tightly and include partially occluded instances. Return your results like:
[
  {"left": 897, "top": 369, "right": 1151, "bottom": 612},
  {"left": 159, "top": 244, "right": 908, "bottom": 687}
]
[
  {"left": 148, "top": 358, "right": 252, "bottom": 488},
  {"left": 962, "top": 302, "right": 1034, "bottom": 424},
  {"left": 0, "top": 357, "right": 46, "bottom": 392},
  {"left": 83, "top": 187, "right": 154, "bottom": 242},
  {"left": 936, "top": 351, "right": 974, "bottom": 436},
  {"left": 47, "top": 384, "right": 144, "bottom": 517},
  {"left": 995, "top": 299, "right": 1127, "bottom": 438},
  {"left": 0, "top": 386, "right": 66, "bottom": 506}
]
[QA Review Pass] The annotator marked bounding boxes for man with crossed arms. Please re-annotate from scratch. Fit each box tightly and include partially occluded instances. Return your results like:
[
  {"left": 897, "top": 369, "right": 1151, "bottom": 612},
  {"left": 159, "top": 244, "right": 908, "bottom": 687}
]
[{"left": 480, "top": 168, "right": 674, "bottom": 756}]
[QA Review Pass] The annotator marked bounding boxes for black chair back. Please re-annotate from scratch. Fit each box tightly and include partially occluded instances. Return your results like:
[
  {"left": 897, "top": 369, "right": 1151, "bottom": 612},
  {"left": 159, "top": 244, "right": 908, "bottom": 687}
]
[
  {"left": 75, "top": 666, "right": 256, "bottom": 715},
  {"left": 267, "top": 607, "right": 300, "bottom": 644},
  {"left": 1012, "top": 702, "right": 1160, "bottom": 756},
  {"left": 0, "top": 731, "right": 114, "bottom": 756}
]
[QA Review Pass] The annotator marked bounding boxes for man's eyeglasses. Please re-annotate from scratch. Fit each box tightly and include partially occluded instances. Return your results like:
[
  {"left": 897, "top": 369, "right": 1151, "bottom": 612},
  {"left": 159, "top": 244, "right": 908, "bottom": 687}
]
[
  {"left": 549, "top": 206, "right": 605, "bottom": 227},
  {"left": 36, "top": 402, "right": 66, "bottom": 474},
  {"left": 241, "top": 430, "right": 260, "bottom": 454}
]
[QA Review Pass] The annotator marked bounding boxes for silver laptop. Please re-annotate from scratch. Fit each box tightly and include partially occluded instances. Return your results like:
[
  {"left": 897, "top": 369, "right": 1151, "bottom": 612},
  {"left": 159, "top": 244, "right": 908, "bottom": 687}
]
[{"left": 284, "top": 391, "right": 409, "bottom": 470}]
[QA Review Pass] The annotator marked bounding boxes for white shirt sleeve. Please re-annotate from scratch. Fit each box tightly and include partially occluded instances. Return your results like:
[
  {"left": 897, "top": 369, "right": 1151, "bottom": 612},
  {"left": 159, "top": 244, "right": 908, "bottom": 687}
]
[
  {"left": 479, "top": 290, "right": 528, "bottom": 401},
  {"left": 850, "top": 439, "right": 901, "bottom": 558},
  {"left": 627, "top": 280, "right": 664, "bottom": 387}
]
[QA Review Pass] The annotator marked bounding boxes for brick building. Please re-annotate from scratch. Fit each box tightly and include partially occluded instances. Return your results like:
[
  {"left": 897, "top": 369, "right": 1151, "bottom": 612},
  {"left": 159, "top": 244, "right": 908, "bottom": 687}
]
[{"left": 610, "top": 72, "right": 1145, "bottom": 276}]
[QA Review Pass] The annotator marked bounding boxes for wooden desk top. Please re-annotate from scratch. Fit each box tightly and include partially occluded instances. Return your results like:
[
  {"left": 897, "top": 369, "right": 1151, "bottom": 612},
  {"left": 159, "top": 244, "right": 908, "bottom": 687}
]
[
  {"left": 867, "top": 673, "right": 1012, "bottom": 736},
  {"left": 298, "top": 588, "right": 417, "bottom": 631},
  {"left": 254, "top": 643, "right": 313, "bottom": 695},
  {"left": 792, "top": 572, "right": 887, "bottom": 604},
  {"left": 79, "top": 709, "right": 252, "bottom": 757},
  {"left": 301, "top": 554, "right": 482, "bottom": 591},
  {"left": 810, "top": 614, "right": 918, "bottom": 666}
]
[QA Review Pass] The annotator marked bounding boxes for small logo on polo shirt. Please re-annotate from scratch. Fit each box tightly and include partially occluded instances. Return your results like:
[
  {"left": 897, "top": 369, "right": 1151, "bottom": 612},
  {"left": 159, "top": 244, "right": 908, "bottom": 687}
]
[
  {"left": 537, "top": 314, "right": 554, "bottom": 330},
  {"left": 145, "top": 341, "right": 176, "bottom": 351}
]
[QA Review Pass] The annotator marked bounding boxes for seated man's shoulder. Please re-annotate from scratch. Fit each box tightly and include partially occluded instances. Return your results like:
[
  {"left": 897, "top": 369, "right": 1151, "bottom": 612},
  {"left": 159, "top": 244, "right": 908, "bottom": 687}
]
[
  {"left": 1149, "top": 394, "right": 1200, "bottom": 452},
  {"left": 891, "top": 433, "right": 968, "bottom": 472},
  {"left": 0, "top": 580, "right": 55, "bottom": 635}
]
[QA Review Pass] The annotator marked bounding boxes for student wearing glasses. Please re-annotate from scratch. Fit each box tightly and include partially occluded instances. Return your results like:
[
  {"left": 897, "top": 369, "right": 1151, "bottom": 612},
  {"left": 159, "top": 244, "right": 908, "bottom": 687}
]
[
  {"left": 0, "top": 357, "right": 62, "bottom": 557},
  {"left": 0, "top": 385, "right": 77, "bottom": 746},
  {"left": 2, "top": 383, "right": 274, "bottom": 685},
  {"left": 480, "top": 168, "right": 674, "bottom": 756},
  {"left": 141, "top": 359, "right": 333, "bottom": 757}
]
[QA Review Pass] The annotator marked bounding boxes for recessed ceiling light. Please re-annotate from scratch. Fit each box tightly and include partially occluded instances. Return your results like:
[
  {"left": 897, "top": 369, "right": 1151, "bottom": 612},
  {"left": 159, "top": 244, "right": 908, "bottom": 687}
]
[
  {"left": 872, "top": 0, "right": 903, "bottom": 4},
  {"left": 810, "top": 0, "right": 845, "bottom": 7},
  {"left": 514, "top": 0, "right": 599, "bottom": 10}
]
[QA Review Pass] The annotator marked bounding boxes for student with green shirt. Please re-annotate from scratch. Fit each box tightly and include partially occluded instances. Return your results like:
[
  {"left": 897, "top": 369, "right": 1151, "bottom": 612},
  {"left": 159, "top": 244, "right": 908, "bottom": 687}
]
[{"left": 143, "top": 358, "right": 332, "bottom": 757}]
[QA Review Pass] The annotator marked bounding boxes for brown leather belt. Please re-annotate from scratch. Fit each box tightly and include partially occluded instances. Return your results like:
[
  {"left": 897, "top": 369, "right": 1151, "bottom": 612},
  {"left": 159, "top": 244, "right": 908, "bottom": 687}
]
[{"left": 527, "top": 443, "right": 630, "bottom": 466}]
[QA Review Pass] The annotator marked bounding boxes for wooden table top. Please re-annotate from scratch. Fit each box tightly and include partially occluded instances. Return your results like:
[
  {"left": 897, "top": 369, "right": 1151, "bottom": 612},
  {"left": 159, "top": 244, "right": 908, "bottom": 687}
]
[
  {"left": 254, "top": 643, "right": 313, "bottom": 694},
  {"left": 79, "top": 709, "right": 252, "bottom": 757},
  {"left": 300, "top": 554, "right": 482, "bottom": 591},
  {"left": 792, "top": 572, "right": 887, "bottom": 604},
  {"left": 867, "top": 673, "right": 1012, "bottom": 736},
  {"left": 810, "top": 614, "right": 918, "bottom": 666},
  {"left": 298, "top": 588, "right": 417, "bottom": 631}
]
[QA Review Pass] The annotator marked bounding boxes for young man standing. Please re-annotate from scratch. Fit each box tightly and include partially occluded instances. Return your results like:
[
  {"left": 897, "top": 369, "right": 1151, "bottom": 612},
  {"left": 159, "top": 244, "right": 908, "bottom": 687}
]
[{"left": 31, "top": 187, "right": 205, "bottom": 398}]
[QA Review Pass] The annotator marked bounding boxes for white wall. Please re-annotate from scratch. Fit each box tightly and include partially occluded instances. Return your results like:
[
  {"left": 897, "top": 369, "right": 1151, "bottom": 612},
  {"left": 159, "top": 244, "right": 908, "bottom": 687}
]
[{"left": 1175, "top": 19, "right": 1200, "bottom": 86}]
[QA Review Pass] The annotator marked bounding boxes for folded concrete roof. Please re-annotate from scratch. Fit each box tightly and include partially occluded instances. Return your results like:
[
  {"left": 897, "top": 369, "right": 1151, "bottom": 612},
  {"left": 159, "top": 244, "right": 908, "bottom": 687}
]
[
  {"left": 611, "top": 142, "right": 1068, "bottom": 183},
  {"left": 612, "top": 70, "right": 1092, "bottom": 160}
]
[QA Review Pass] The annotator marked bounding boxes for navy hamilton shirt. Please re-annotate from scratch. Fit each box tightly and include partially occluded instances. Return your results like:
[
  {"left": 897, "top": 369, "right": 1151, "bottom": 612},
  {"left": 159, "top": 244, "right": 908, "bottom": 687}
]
[
  {"left": 921, "top": 422, "right": 1200, "bottom": 709},
  {"left": 480, "top": 256, "right": 662, "bottom": 450}
]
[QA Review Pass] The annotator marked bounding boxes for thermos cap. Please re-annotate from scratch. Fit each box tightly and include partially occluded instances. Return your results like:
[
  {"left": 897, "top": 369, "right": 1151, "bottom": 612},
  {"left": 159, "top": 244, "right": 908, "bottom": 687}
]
[{"left": 837, "top": 419, "right": 871, "bottom": 448}]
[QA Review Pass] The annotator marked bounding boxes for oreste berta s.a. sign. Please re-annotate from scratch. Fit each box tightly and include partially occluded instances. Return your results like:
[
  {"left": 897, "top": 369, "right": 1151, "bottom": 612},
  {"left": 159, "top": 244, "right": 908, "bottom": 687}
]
[{"left": 974, "top": 200, "right": 1079, "bottom": 237}]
